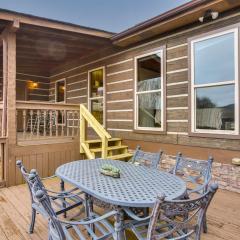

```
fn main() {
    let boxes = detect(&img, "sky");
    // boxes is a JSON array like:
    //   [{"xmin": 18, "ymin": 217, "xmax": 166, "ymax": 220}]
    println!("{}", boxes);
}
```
[{"xmin": 0, "ymin": 0, "xmax": 191, "ymax": 33}]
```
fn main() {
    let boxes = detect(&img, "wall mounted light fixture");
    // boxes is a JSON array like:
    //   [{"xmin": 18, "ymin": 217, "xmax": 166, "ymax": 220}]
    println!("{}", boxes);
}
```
[
  {"xmin": 28, "ymin": 81, "xmax": 39, "ymax": 89},
  {"xmin": 199, "ymin": 9, "xmax": 219, "ymax": 23}
]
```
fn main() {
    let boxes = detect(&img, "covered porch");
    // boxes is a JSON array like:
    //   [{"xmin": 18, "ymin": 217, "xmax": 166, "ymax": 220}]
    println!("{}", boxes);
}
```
[{"xmin": 0, "ymin": 12, "xmax": 113, "ymax": 185}]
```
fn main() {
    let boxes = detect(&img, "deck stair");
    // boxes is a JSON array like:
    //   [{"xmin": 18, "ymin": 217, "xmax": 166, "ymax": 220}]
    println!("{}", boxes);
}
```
[{"xmin": 79, "ymin": 104, "xmax": 133, "ymax": 161}]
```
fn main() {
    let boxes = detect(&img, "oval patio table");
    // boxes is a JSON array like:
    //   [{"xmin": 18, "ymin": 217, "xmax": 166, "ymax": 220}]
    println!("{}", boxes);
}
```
[{"xmin": 56, "ymin": 159, "xmax": 187, "ymax": 240}]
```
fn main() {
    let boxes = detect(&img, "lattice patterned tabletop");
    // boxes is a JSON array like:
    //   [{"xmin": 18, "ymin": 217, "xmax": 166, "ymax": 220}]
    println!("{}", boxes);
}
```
[{"xmin": 56, "ymin": 159, "xmax": 186, "ymax": 207}]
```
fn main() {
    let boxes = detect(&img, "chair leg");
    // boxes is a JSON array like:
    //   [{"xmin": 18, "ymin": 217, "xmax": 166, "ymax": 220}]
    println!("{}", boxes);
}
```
[
  {"xmin": 203, "ymin": 213, "xmax": 208, "ymax": 233},
  {"xmin": 29, "ymin": 208, "xmax": 36, "ymax": 234}
]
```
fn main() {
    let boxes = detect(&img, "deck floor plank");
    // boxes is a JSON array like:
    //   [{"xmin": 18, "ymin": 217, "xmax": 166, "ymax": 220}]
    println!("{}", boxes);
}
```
[{"xmin": 0, "ymin": 178, "xmax": 239, "ymax": 240}]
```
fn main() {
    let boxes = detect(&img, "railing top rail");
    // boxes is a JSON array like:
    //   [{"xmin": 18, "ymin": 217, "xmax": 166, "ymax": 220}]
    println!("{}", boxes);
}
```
[
  {"xmin": 16, "ymin": 101, "xmax": 79, "ymax": 111},
  {"xmin": 80, "ymin": 104, "xmax": 111, "ymax": 139}
]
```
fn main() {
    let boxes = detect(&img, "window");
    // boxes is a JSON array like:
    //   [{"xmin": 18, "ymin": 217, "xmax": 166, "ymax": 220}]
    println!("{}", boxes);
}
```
[
  {"xmin": 135, "ymin": 50, "xmax": 164, "ymax": 131},
  {"xmin": 88, "ymin": 67, "xmax": 105, "ymax": 126},
  {"xmin": 55, "ymin": 79, "xmax": 66, "ymax": 125},
  {"xmin": 191, "ymin": 28, "xmax": 239, "ymax": 135},
  {"xmin": 55, "ymin": 79, "xmax": 66, "ymax": 103}
]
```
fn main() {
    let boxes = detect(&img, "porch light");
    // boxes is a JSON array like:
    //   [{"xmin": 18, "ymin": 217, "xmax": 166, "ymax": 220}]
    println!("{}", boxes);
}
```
[
  {"xmin": 199, "ymin": 10, "xmax": 219, "ymax": 23},
  {"xmin": 60, "ymin": 86, "xmax": 65, "ymax": 91},
  {"xmin": 27, "ymin": 81, "xmax": 39, "ymax": 89}
]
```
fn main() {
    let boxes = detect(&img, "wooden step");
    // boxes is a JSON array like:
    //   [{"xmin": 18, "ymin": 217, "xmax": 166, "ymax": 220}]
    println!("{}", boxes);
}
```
[
  {"xmin": 85, "ymin": 138, "xmax": 122, "ymax": 144},
  {"xmin": 90, "ymin": 145, "xmax": 128, "ymax": 153},
  {"xmin": 106, "ymin": 153, "xmax": 133, "ymax": 161}
]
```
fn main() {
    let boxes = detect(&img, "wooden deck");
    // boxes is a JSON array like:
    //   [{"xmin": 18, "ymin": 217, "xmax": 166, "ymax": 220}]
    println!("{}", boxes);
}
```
[{"xmin": 0, "ymin": 178, "xmax": 239, "ymax": 239}]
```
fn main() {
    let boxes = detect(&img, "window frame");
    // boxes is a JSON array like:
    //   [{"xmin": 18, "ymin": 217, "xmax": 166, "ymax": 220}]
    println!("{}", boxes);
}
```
[
  {"xmin": 189, "ymin": 27, "xmax": 239, "ymax": 137},
  {"xmin": 55, "ymin": 78, "xmax": 66, "ymax": 103},
  {"xmin": 87, "ymin": 66, "xmax": 106, "ymax": 127},
  {"xmin": 134, "ymin": 47, "xmax": 166, "ymax": 132}
]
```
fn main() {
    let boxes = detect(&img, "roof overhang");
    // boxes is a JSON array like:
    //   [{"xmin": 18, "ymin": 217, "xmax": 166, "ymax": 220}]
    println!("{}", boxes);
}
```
[
  {"xmin": 112, "ymin": 0, "xmax": 240, "ymax": 47},
  {"xmin": 0, "ymin": 8, "xmax": 114, "ymax": 39}
]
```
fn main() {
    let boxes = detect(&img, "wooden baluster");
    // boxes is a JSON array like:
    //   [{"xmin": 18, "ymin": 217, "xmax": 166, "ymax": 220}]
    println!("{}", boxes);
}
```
[
  {"xmin": 37, "ymin": 110, "xmax": 40, "ymax": 138},
  {"xmin": 43, "ymin": 110, "xmax": 47, "ymax": 137},
  {"xmin": 75, "ymin": 110, "xmax": 79, "ymax": 136},
  {"xmin": 30, "ymin": 110, "xmax": 33, "ymax": 136},
  {"xmin": 72, "ymin": 110, "xmax": 75, "ymax": 137},
  {"xmin": 49, "ymin": 110, "xmax": 53, "ymax": 137},
  {"xmin": 61, "ymin": 110, "xmax": 64, "ymax": 136},
  {"xmin": 80, "ymin": 106, "xmax": 86, "ymax": 154},
  {"xmin": 55, "ymin": 110, "xmax": 59, "ymax": 137},
  {"xmin": 76, "ymin": 111, "xmax": 79, "ymax": 136},
  {"xmin": 23, "ymin": 109, "xmax": 26, "ymax": 139},
  {"xmin": 67, "ymin": 111, "xmax": 70, "ymax": 137}
]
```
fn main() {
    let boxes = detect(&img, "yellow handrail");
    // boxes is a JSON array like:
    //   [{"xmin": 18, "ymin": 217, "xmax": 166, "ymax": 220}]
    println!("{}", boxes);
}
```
[{"xmin": 79, "ymin": 104, "xmax": 111, "ymax": 159}]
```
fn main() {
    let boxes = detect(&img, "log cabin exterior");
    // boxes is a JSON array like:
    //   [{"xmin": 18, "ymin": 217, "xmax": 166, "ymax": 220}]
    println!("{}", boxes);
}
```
[{"xmin": 0, "ymin": 0, "xmax": 240, "ymax": 191}]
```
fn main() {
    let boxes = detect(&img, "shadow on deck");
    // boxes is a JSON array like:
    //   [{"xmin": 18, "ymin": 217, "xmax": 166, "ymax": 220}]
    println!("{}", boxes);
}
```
[{"xmin": 0, "ymin": 178, "xmax": 239, "ymax": 239}]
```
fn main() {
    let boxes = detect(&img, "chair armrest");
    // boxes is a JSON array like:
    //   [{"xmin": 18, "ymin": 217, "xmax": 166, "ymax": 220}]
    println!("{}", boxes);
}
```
[
  {"xmin": 187, "ymin": 182, "xmax": 209, "ymax": 195},
  {"xmin": 47, "ymin": 191, "xmax": 84, "ymax": 201},
  {"xmin": 123, "ymin": 207, "xmax": 152, "ymax": 222},
  {"xmin": 46, "ymin": 187, "xmax": 83, "ymax": 196},
  {"xmin": 41, "ymin": 175, "xmax": 57, "ymax": 180},
  {"xmin": 54, "ymin": 210, "xmax": 117, "ymax": 226}
]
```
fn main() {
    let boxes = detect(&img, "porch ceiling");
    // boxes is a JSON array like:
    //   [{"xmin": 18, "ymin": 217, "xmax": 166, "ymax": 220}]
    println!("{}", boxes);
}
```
[{"xmin": 0, "ymin": 21, "xmax": 113, "ymax": 77}]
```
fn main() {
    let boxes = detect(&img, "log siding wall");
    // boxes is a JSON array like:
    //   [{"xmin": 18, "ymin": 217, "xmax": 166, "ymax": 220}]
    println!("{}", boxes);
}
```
[
  {"xmin": 49, "ymin": 10, "xmax": 240, "ymax": 160},
  {"xmin": 0, "ymin": 73, "xmax": 50, "ymax": 101}
]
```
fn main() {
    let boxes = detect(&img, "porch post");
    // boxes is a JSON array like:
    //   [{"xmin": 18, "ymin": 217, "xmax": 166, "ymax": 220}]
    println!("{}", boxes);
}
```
[{"xmin": 1, "ymin": 20, "xmax": 18, "ymax": 186}]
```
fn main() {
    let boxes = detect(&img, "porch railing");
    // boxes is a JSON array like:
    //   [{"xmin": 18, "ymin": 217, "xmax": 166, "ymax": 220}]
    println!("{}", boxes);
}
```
[
  {"xmin": 79, "ymin": 104, "xmax": 111, "ymax": 159},
  {"xmin": 16, "ymin": 101, "xmax": 80, "ymax": 141}
]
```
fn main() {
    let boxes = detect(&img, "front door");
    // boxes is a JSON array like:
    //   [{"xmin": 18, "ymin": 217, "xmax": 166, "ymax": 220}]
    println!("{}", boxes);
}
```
[{"xmin": 88, "ymin": 67, "xmax": 105, "ymax": 126}]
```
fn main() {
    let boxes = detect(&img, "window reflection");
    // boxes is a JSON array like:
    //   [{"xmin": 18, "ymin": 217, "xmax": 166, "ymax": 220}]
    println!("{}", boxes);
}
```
[
  {"xmin": 194, "ymin": 33, "xmax": 235, "ymax": 84},
  {"xmin": 138, "ymin": 92, "xmax": 161, "ymax": 128},
  {"xmin": 196, "ymin": 85, "xmax": 235, "ymax": 130}
]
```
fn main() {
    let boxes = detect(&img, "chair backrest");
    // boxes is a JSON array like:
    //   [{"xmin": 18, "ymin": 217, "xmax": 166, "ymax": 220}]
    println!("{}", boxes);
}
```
[
  {"xmin": 172, "ymin": 153, "xmax": 213, "ymax": 193},
  {"xmin": 16, "ymin": 160, "xmax": 49, "ymax": 204},
  {"xmin": 147, "ymin": 183, "xmax": 218, "ymax": 240},
  {"xmin": 130, "ymin": 145, "xmax": 163, "ymax": 168},
  {"xmin": 29, "ymin": 172, "xmax": 66, "ymax": 240}
]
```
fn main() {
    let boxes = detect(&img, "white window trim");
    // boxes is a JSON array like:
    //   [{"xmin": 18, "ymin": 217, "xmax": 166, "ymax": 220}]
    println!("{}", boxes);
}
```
[
  {"xmin": 55, "ymin": 78, "xmax": 66, "ymax": 103},
  {"xmin": 88, "ymin": 66, "xmax": 106, "ymax": 127},
  {"xmin": 191, "ymin": 28, "xmax": 239, "ymax": 135},
  {"xmin": 134, "ymin": 49, "xmax": 164, "ymax": 131}
]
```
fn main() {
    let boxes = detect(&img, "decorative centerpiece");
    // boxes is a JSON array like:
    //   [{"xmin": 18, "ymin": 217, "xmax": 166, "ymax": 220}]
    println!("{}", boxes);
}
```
[{"xmin": 100, "ymin": 164, "xmax": 121, "ymax": 178}]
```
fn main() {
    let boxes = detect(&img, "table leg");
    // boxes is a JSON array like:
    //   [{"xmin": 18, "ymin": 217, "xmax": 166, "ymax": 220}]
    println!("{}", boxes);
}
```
[
  {"xmin": 113, "ymin": 207, "xmax": 126, "ymax": 240},
  {"xmin": 84, "ymin": 193, "xmax": 90, "ymax": 217},
  {"xmin": 60, "ymin": 179, "xmax": 66, "ymax": 218}
]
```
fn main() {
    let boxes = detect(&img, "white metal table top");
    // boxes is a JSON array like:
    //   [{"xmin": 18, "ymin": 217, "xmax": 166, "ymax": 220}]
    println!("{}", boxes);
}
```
[{"xmin": 56, "ymin": 159, "xmax": 187, "ymax": 208}]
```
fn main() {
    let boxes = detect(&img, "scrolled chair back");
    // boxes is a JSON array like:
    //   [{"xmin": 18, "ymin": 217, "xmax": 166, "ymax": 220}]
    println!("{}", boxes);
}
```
[
  {"xmin": 147, "ymin": 183, "xmax": 218, "ymax": 240},
  {"xmin": 173, "ymin": 153, "xmax": 213, "ymax": 194},
  {"xmin": 29, "ymin": 172, "xmax": 66, "ymax": 240},
  {"xmin": 16, "ymin": 160, "xmax": 46, "ymax": 202},
  {"xmin": 130, "ymin": 145, "xmax": 163, "ymax": 168}
]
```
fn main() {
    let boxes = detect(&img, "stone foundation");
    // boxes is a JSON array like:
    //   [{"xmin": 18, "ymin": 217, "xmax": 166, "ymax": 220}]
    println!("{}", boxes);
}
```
[{"xmin": 160, "ymin": 154, "xmax": 240, "ymax": 194}]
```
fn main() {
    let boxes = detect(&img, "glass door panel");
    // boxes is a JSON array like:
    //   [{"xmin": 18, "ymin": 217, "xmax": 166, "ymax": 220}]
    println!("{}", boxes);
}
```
[{"xmin": 88, "ymin": 68, "xmax": 105, "ymax": 126}]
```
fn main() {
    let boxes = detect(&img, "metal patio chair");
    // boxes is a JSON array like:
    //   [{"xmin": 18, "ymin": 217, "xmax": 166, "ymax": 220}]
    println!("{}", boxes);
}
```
[
  {"xmin": 170, "ymin": 152, "xmax": 213, "ymax": 233},
  {"xmin": 129, "ymin": 145, "xmax": 163, "ymax": 168},
  {"xmin": 124, "ymin": 183, "xmax": 218, "ymax": 240},
  {"xmin": 29, "ymin": 172, "xmax": 116, "ymax": 240},
  {"xmin": 16, "ymin": 160, "xmax": 84, "ymax": 234}
]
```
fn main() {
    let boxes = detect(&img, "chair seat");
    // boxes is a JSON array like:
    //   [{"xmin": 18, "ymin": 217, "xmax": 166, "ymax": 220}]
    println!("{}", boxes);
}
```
[{"xmin": 50, "ymin": 213, "xmax": 115, "ymax": 240}]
